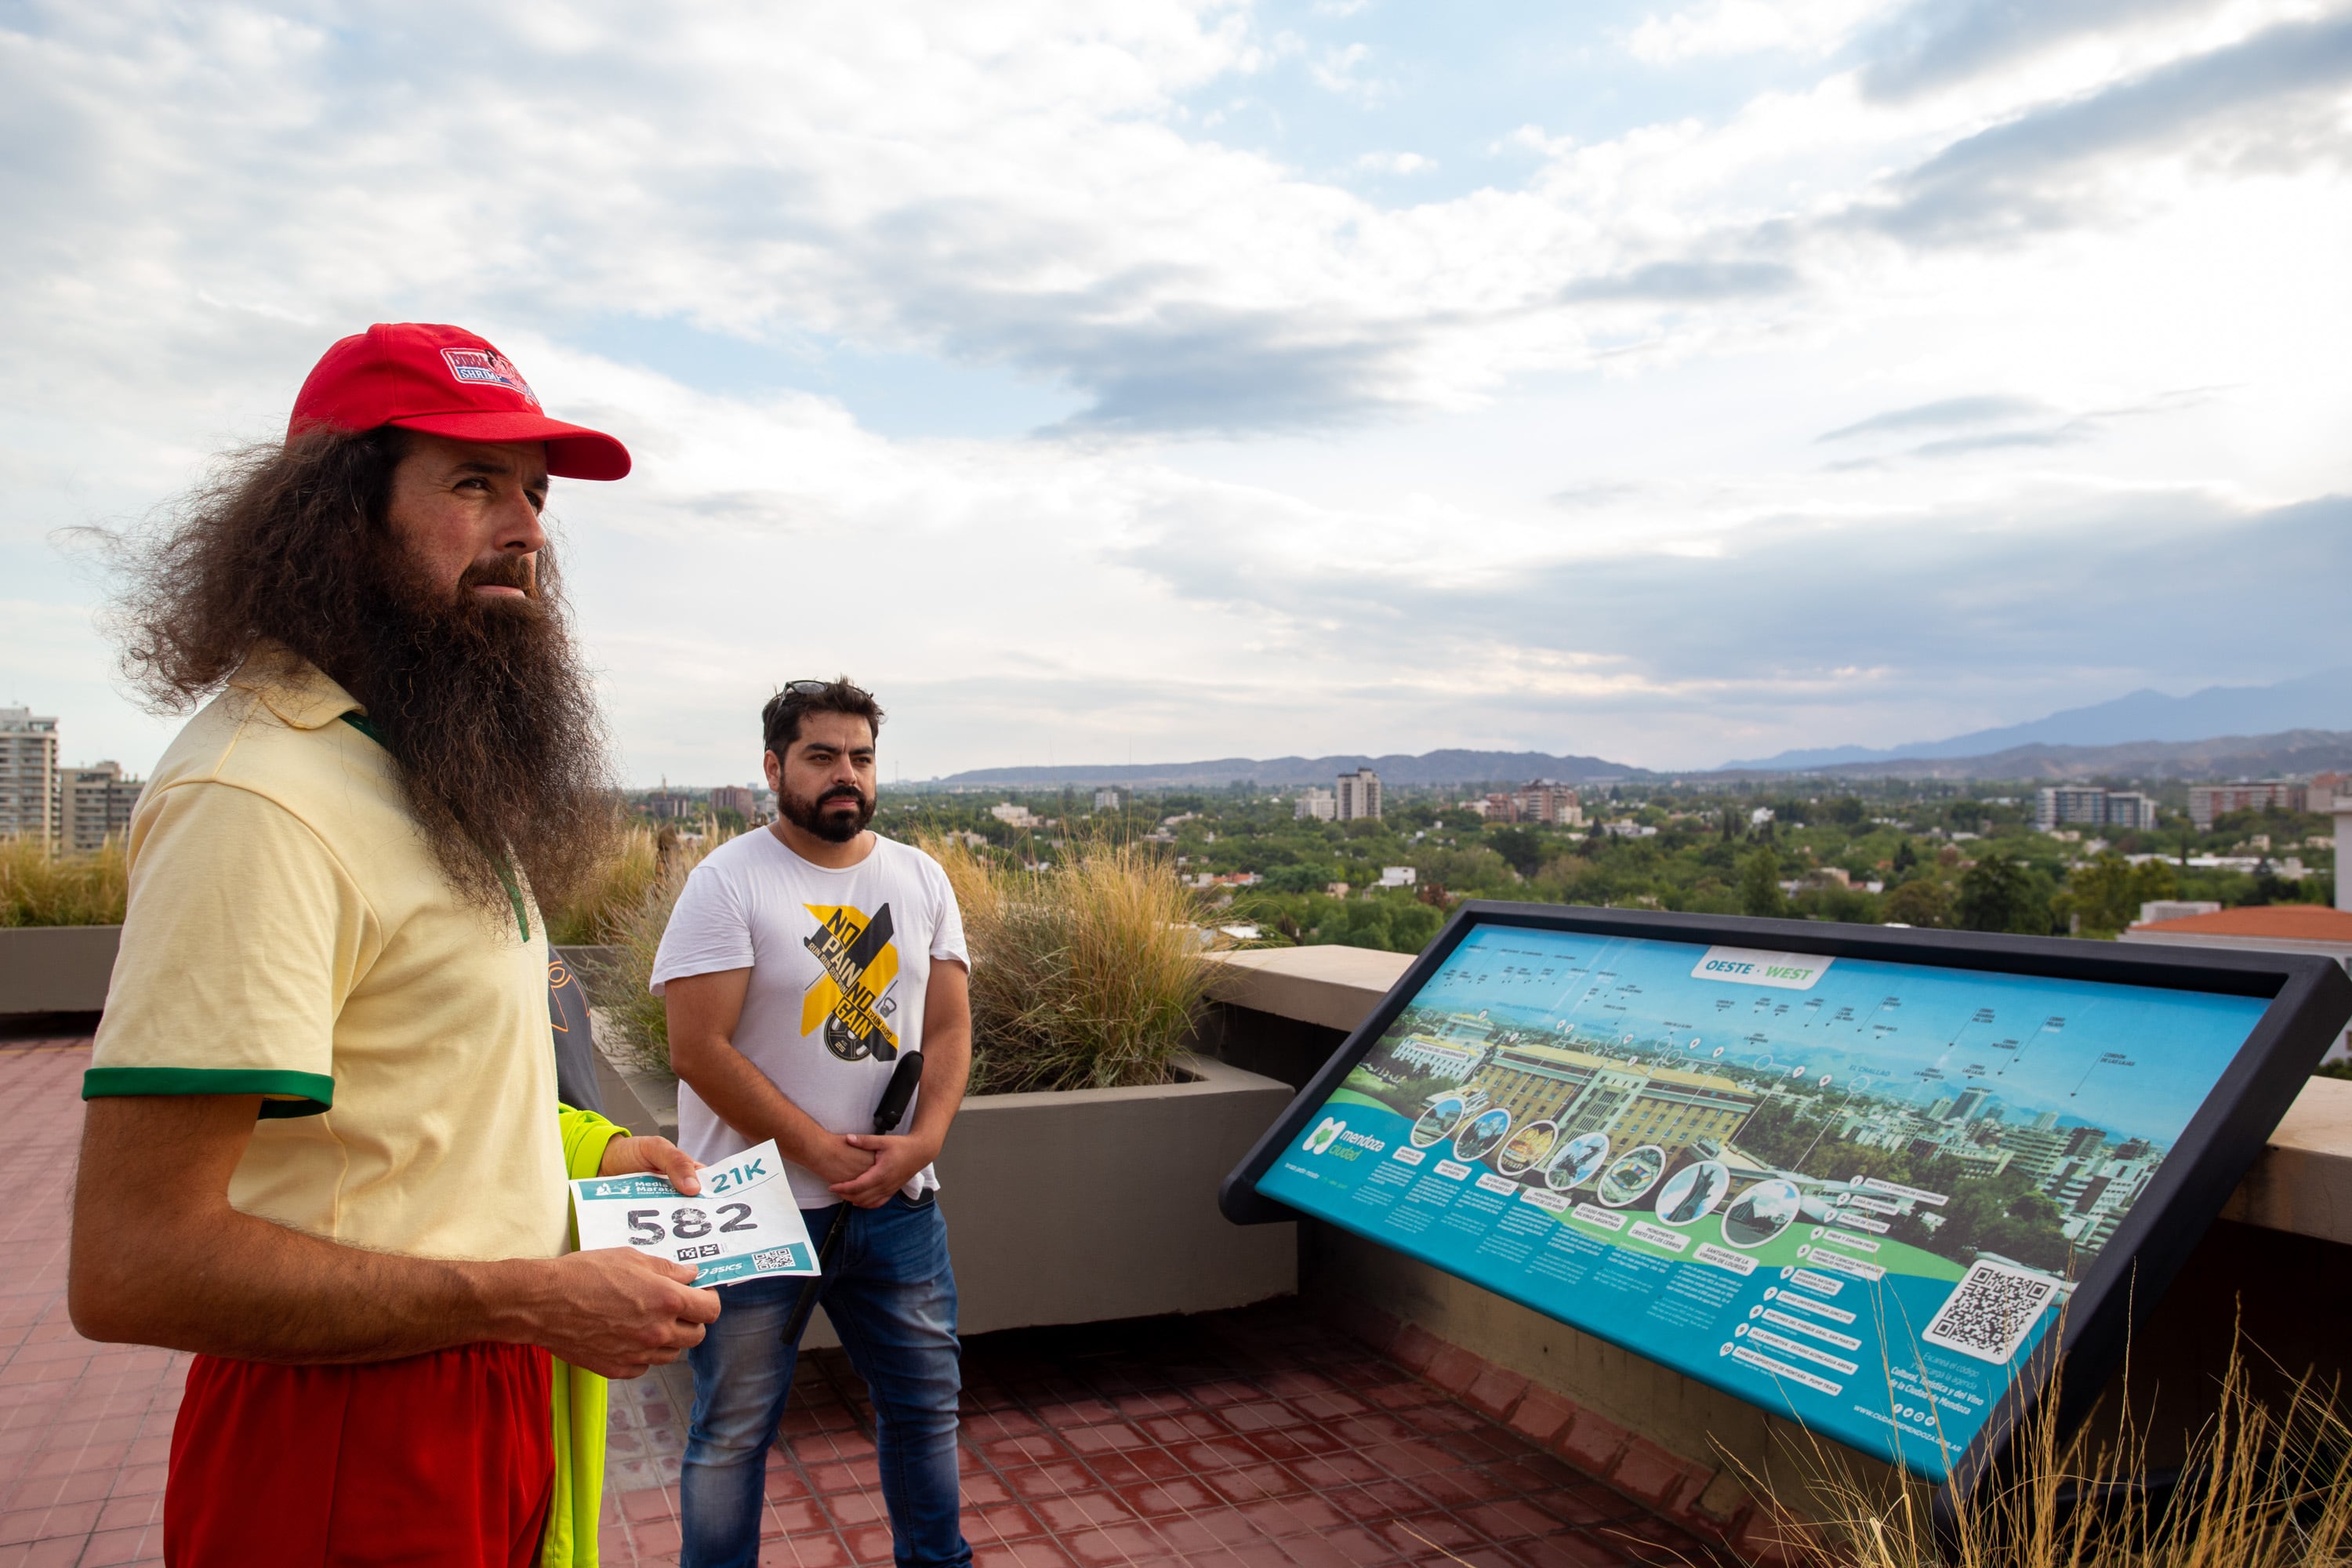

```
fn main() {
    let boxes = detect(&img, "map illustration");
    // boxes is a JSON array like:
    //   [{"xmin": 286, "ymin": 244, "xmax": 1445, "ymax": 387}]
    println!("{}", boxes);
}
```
[{"xmin": 1254, "ymin": 924, "xmax": 2267, "ymax": 1479}]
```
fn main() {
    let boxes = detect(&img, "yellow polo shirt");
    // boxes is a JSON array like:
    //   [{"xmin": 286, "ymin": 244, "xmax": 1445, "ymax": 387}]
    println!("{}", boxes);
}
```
[{"xmin": 85, "ymin": 647, "xmax": 569, "ymax": 1263}]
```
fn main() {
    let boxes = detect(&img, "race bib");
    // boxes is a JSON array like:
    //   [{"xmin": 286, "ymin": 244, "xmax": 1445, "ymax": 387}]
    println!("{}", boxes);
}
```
[{"xmin": 571, "ymin": 1138, "xmax": 818, "ymax": 1284}]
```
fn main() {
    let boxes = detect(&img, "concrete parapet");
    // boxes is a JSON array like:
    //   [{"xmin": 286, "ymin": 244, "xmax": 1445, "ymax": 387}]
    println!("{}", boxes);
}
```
[
  {"xmin": 0, "ymin": 925, "xmax": 121, "ymax": 1014},
  {"xmin": 936, "ymin": 1051, "xmax": 1298, "ymax": 1335}
]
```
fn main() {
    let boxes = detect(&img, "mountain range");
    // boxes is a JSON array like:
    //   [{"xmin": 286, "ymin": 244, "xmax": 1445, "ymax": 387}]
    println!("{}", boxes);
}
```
[
  {"xmin": 916, "ymin": 670, "xmax": 2352, "ymax": 789},
  {"xmin": 924, "ymin": 749, "xmax": 1639, "ymax": 789},
  {"xmin": 1721, "ymin": 668, "xmax": 2352, "ymax": 771},
  {"xmin": 1708, "ymin": 730, "xmax": 2352, "ymax": 783}
]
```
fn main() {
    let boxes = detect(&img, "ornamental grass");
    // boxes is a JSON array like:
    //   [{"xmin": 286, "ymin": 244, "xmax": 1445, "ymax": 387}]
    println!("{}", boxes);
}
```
[
  {"xmin": 593, "ymin": 821, "xmax": 733, "ymax": 1075},
  {"xmin": 542, "ymin": 822, "xmax": 662, "ymax": 946},
  {"xmin": 0, "ymin": 834, "xmax": 128, "ymax": 927},
  {"xmin": 1751, "ymin": 1338, "xmax": 2352, "ymax": 1568},
  {"xmin": 919, "ymin": 829, "xmax": 1215, "ymax": 1095}
]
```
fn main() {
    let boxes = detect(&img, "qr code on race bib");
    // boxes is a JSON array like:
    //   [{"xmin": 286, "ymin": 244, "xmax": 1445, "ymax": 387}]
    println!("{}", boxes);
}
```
[
  {"xmin": 1922, "ymin": 1259, "xmax": 2062, "ymax": 1364},
  {"xmin": 753, "ymin": 1248, "xmax": 797, "ymax": 1271}
]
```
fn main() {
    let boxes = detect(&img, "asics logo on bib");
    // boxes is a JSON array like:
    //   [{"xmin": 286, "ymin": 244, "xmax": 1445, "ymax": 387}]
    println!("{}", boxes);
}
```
[{"xmin": 801, "ymin": 902, "xmax": 902, "ymax": 1061}]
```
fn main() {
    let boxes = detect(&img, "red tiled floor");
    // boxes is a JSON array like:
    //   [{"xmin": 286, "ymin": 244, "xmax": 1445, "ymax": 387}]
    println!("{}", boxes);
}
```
[
  {"xmin": 0, "ymin": 1033, "xmax": 182, "ymax": 1568},
  {"xmin": 600, "ymin": 1301, "xmax": 1744, "ymax": 1567},
  {"xmin": 6, "ymin": 1024, "xmax": 1734, "ymax": 1566}
]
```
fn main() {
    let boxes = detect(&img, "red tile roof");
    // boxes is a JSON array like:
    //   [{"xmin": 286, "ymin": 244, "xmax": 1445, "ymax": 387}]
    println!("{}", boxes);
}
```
[{"xmin": 2134, "ymin": 905, "xmax": 2352, "ymax": 940}]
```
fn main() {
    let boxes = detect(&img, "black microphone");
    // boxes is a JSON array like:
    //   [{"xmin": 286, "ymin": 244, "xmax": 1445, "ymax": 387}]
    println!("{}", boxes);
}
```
[{"xmin": 873, "ymin": 1051, "xmax": 924, "ymax": 1136}]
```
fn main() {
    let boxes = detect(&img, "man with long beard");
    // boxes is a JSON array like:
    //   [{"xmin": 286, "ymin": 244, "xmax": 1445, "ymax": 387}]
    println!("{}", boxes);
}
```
[
  {"xmin": 655, "ymin": 681, "xmax": 973, "ymax": 1568},
  {"xmin": 68, "ymin": 324, "xmax": 721, "ymax": 1566}
]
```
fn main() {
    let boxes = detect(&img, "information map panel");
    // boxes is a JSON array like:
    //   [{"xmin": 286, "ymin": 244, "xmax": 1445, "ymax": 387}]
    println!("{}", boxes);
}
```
[{"xmin": 1247, "ymin": 919, "xmax": 2285, "ymax": 1484}]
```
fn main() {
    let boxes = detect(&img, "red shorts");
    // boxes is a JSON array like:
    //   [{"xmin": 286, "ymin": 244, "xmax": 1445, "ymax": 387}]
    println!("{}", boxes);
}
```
[{"xmin": 165, "ymin": 1342, "xmax": 553, "ymax": 1567}]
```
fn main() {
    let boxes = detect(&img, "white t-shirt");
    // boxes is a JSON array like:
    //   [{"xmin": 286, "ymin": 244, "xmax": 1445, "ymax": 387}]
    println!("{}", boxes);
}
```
[{"xmin": 652, "ymin": 829, "xmax": 968, "ymax": 1207}]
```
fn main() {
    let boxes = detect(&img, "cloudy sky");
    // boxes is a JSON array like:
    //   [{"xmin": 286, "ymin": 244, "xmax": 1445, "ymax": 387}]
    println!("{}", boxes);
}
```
[{"xmin": 5, "ymin": 0, "xmax": 2349, "ymax": 785}]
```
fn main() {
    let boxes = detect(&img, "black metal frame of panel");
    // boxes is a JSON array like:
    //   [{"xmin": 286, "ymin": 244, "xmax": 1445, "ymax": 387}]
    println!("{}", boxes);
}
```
[{"xmin": 1219, "ymin": 901, "xmax": 2352, "ymax": 1516}]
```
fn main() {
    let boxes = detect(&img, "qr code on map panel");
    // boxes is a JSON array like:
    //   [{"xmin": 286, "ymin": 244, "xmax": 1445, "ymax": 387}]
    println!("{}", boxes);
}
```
[
  {"xmin": 753, "ymin": 1248, "xmax": 797, "ymax": 1271},
  {"xmin": 1921, "ymin": 1259, "xmax": 2062, "ymax": 1364}
]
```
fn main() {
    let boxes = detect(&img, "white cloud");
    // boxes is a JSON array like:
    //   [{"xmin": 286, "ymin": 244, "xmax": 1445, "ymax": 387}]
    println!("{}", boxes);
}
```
[
  {"xmin": 1625, "ymin": 0, "xmax": 1890, "ymax": 64},
  {"xmin": 2, "ymin": 0, "xmax": 2349, "ymax": 779},
  {"xmin": 1307, "ymin": 41, "xmax": 1392, "ymax": 102}
]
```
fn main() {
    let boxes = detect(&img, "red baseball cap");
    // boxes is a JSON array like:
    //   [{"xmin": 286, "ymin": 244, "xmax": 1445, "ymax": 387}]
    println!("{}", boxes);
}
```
[{"xmin": 287, "ymin": 323, "xmax": 631, "ymax": 481}]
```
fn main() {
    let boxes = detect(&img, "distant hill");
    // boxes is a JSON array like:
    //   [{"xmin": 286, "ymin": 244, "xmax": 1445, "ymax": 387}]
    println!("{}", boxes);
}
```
[
  {"xmin": 918, "ymin": 728, "xmax": 2352, "ymax": 793},
  {"xmin": 913, "ymin": 672, "xmax": 2352, "ymax": 792},
  {"xmin": 920, "ymin": 748, "xmax": 1644, "ymax": 790},
  {"xmin": 1724, "ymin": 668, "xmax": 2352, "ymax": 771},
  {"xmin": 1722, "ymin": 728, "xmax": 2352, "ymax": 783}
]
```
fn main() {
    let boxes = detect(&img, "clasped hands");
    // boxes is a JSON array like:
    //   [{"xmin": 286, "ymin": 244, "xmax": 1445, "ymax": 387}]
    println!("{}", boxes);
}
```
[{"xmin": 805, "ymin": 1131, "xmax": 939, "ymax": 1208}]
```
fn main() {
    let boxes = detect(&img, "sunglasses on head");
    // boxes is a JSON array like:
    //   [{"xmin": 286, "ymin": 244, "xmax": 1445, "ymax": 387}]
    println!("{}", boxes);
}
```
[{"xmin": 777, "ymin": 678, "xmax": 874, "ymax": 702}]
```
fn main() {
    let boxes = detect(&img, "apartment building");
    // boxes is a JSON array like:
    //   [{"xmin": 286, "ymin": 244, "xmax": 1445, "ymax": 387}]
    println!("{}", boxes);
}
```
[
  {"xmin": 1513, "ymin": 781, "xmax": 1583, "ymax": 826},
  {"xmin": 2187, "ymin": 782, "xmax": 2305, "ymax": 830},
  {"xmin": 1471, "ymin": 782, "xmax": 1584, "ymax": 826},
  {"xmin": 57, "ymin": 761, "xmax": 143, "ymax": 853},
  {"xmin": 1335, "ymin": 768, "xmax": 1381, "ymax": 822},
  {"xmin": 2034, "ymin": 786, "xmax": 2157, "ymax": 832},
  {"xmin": 0, "ymin": 709, "xmax": 58, "ymax": 844},
  {"xmin": 1294, "ymin": 787, "xmax": 1337, "ymax": 822}
]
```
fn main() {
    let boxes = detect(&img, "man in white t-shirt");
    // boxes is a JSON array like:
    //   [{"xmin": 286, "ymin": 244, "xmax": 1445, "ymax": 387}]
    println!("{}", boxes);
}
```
[{"xmin": 654, "ymin": 677, "xmax": 973, "ymax": 1568}]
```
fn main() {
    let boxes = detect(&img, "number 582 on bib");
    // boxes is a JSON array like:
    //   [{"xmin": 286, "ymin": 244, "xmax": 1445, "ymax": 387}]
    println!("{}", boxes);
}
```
[{"xmin": 570, "ymin": 1138, "xmax": 819, "ymax": 1284}]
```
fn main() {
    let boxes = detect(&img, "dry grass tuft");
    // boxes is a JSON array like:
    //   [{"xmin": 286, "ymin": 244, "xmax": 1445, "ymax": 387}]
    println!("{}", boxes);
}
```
[
  {"xmin": 1755, "ymin": 1338, "xmax": 2352, "ymax": 1568},
  {"xmin": 593, "ymin": 822, "xmax": 733, "ymax": 1075},
  {"xmin": 920, "ymin": 829, "xmax": 1218, "ymax": 1095},
  {"xmin": 543, "ymin": 822, "xmax": 662, "ymax": 946},
  {"xmin": 0, "ymin": 835, "xmax": 129, "ymax": 927}
]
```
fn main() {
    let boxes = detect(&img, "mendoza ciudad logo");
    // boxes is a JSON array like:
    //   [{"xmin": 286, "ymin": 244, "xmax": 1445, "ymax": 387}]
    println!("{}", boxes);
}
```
[{"xmin": 1305, "ymin": 1117, "xmax": 1385, "ymax": 1160}]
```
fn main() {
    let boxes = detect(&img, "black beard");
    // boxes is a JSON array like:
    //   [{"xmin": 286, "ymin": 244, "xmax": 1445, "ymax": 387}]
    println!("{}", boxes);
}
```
[
  {"xmin": 782, "ymin": 782, "xmax": 874, "ymax": 844},
  {"xmin": 332, "ymin": 546, "xmax": 615, "ymax": 916}
]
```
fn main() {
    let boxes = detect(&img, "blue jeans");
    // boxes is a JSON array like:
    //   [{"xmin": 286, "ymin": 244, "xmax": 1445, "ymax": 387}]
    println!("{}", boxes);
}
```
[{"xmin": 680, "ymin": 1191, "xmax": 971, "ymax": 1568}]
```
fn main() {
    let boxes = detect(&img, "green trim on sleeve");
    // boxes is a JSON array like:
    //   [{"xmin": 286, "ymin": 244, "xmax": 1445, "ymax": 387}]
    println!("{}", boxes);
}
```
[{"xmin": 82, "ymin": 1066, "xmax": 336, "ymax": 1115}]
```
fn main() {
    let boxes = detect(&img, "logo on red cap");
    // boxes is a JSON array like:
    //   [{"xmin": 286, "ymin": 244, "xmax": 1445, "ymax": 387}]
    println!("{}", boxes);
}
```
[{"xmin": 440, "ymin": 348, "xmax": 541, "ymax": 408}]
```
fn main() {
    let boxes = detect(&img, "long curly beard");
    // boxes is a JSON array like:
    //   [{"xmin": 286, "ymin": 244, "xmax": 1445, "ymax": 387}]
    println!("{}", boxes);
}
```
[{"xmin": 339, "ymin": 541, "xmax": 617, "ymax": 920}]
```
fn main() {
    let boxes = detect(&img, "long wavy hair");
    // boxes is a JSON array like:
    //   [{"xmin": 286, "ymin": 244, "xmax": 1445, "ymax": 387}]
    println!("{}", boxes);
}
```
[{"xmin": 103, "ymin": 426, "xmax": 618, "ymax": 915}]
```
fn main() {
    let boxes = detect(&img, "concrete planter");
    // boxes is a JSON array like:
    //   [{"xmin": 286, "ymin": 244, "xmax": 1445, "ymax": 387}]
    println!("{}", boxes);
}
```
[
  {"xmin": 0, "ymin": 935, "xmax": 613, "ymax": 1018},
  {"xmin": 0, "ymin": 924, "xmax": 121, "ymax": 1014},
  {"xmin": 930, "ymin": 1052, "xmax": 1298, "ymax": 1337}
]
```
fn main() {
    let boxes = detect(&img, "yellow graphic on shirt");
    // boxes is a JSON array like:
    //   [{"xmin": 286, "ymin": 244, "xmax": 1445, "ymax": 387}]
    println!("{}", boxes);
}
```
[{"xmin": 800, "ymin": 902, "xmax": 902, "ymax": 1062}]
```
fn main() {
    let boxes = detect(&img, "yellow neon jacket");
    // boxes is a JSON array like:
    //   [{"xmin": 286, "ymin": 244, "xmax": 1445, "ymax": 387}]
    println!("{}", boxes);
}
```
[{"xmin": 546, "ymin": 1105, "xmax": 631, "ymax": 1568}]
